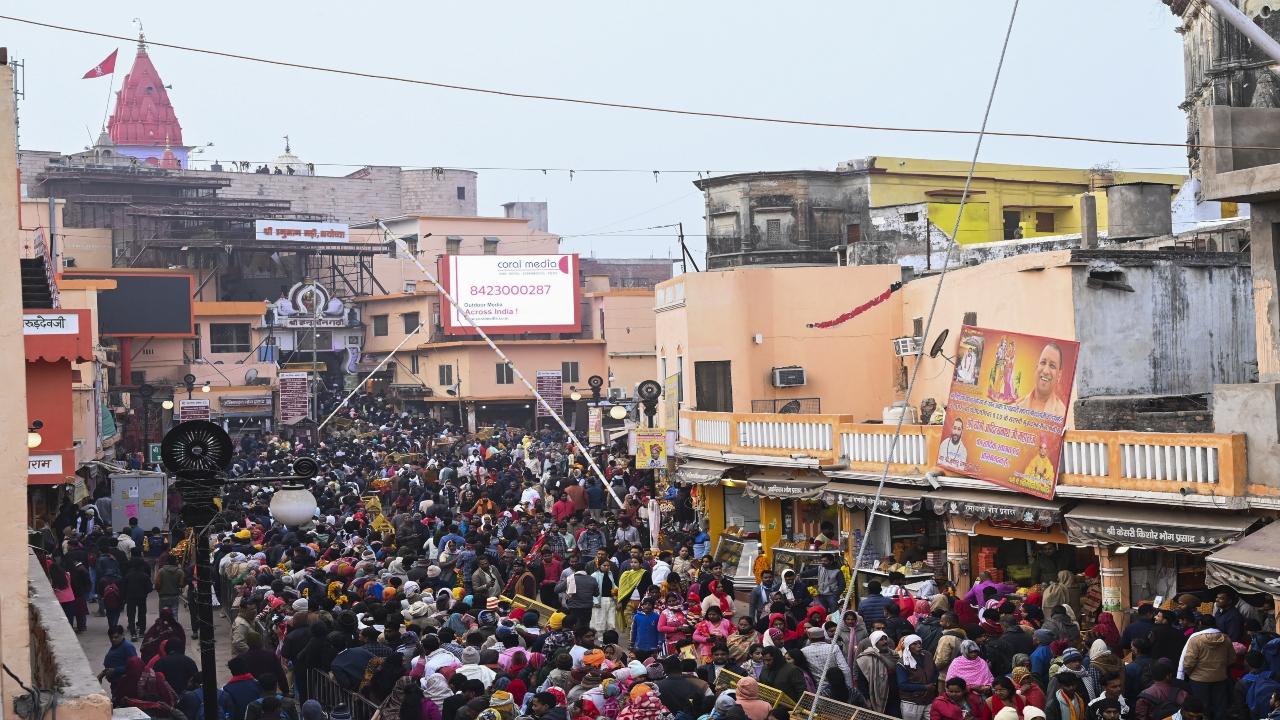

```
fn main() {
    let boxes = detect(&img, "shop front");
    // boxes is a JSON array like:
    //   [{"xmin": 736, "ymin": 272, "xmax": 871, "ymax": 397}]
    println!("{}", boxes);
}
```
[
  {"xmin": 926, "ymin": 488, "xmax": 1072, "ymax": 597},
  {"xmin": 217, "ymin": 395, "xmax": 275, "ymax": 438},
  {"xmin": 1065, "ymin": 502, "xmax": 1258, "ymax": 624},
  {"xmin": 1206, "ymin": 521, "xmax": 1280, "ymax": 599},
  {"xmin": 823, "ymin": 481, "xmax": 942, "ymax": 576}
]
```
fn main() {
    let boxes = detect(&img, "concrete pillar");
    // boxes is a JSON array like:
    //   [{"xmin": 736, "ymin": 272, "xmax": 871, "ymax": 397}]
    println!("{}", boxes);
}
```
[
  {"xmin": 1249, "ymin": 202, "xmax": 1280, "ymax": 381},
  {"xmin": 1098, "ymin": 547, "xmax": 1130, "ymax": 629},
  {"xmin": 1080, "ymin": 194, "xmax": 1099, "ymax": 249}
]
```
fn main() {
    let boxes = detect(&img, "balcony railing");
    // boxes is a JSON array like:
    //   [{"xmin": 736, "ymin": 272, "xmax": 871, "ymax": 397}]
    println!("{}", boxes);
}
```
[{"xmin": 678, "ymin": 410, "xmax": 1247, "ymax": 497}]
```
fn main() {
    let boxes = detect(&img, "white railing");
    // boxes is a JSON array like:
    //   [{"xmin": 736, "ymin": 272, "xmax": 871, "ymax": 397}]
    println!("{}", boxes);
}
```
[
  {"xmin": 678, "ymin": 415, "xmax": 692, "ymax": 441},
  {"xmin": 694, "ymin": 416, "xmax": 731, "ymax": 446},
  {"xmin": 738, "ymin": 419, "xmax": 834, "ymax": 452},
  {"xmin": 840, "ymin": 431, "xmax": 928, "ymax": 466},
  {"xmin": 1061, "ymin": 439, "xmax": 1109, "ymax": 477},
  {"xmin": 1121, "ymin": 442, "xmax": 1218, "ymax": 483}
]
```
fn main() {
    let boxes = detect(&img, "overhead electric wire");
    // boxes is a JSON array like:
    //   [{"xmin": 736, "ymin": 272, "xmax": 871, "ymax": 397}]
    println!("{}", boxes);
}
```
[
  {"xmin": 2, "ymin": 13, "xmax": 1277, "ymax": 153},
  {"xmin": 803, "ymin": 3, "xmax": 1021, "ymax": 716}
]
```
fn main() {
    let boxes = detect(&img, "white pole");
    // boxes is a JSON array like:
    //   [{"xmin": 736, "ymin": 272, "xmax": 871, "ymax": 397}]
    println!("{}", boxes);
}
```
[{"xmin": 1203, "ymin": 0, "xmax": 1280, "ymax": 64}]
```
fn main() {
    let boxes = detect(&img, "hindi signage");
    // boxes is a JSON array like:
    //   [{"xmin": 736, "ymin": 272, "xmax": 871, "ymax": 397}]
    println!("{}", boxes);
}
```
[
  {"xmin": 255, "ymin": 220, "xmax": 349, "ymax": 243},
  {"xmin": 279, "ymin": 371, "xmax": 310, "ymax": 424},
  {"xmin": 535, "ymin": 370, "xmax": 563, "ymax": 418},
  {"xmin": 28, "ymin": 454, "xmax": 63, "ymax": 475},
  {"xmin": 635, "ymin": 428, "xmax": 667, "ymax": 470},
  {"xmin": 588, "ymin": 407, "xmax": 604, "ymax": 445},
  {"xmin": 280, "ymin": 316, "xmax": 347, "ymax": 329},
  {"xmin": 220, "ymin": 396, "xmax": 274, "ymax": 410},
  {"xmin": 23, "ymin": 313, "xmax": 80, "ymax": 335},
  {"xmin": 937, "ymin": 326, "xmax": 1080, "ymax": 500},
  {"xmin": 178, "ymin": 399, "xmax": 211, "ymax": 422}
]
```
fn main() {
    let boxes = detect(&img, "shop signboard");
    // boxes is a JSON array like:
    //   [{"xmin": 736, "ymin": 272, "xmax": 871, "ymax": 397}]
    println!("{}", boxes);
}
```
[
  {"xmin": 255, "ymin": 220, "xmax": 350, "ymax": 243},
  {"xmin": 635, "ymin": 428, "xmax": 667, "ymax": 470},
  {"xmin": 535, "ymin": 370, "xmax": 563, "ymax": 418},
  {"xmin": 1065, "ymin": 515, "xmax": 1250, "ymax": 553},
  {"xmin": 588, "ymin": 407, "xmax": 604, "ymax": 445},
  {"xmin": 178, "ymin": 399, "xmax": 211, "ymax": 422},
  {"xmin": 937, "ymin": 326, "xmax": 1080, "ymax": 500},
  {"xmin": 279, "ymin": 372, "xmax": 310, "ymax": 424}
]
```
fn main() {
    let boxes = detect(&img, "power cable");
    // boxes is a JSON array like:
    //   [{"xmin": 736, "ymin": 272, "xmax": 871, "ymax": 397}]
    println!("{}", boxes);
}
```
[
  {"xmin": 804, "ymin": 2, "xmax": 1021, "ymax": 716},
  {"xmin": 0, "ymin": 13, "xmax": 1273, "ymax": 153}
]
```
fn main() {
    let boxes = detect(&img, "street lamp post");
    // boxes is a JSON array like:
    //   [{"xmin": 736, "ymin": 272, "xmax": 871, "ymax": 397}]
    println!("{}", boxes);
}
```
[{"xmin": 138, "ymin": 383, "xmax": 155, "ymax": 458}]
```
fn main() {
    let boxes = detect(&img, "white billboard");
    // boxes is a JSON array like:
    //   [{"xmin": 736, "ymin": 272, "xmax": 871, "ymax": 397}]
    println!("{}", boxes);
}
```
[
  {"xmin": 441, "ymin": 254, "xmax": 581, "ymax": 334},
  {"xmin": 255, "ymin": 220, "xmax": 350, "ymax": 243}
]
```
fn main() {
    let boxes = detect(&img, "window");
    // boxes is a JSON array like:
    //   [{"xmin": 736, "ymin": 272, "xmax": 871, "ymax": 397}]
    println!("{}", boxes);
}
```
[
  {"xmin": 561, "ymin": 361, "xmax": 580, "ymax": 384},
  {"xmin": 496, "ymin": 362, "xmax": 514, "ymax": 385},
  {"xmin": 694, "ymin": 360, "xmax": 732, "ymax": 412},
  {"xmin": 903, "ymin": 212, "xmax": 920, "ymax": 222},
  {"xmin": 439, "ymin": 364, "xmax": 454, "ymax": 386},
  {"xmin": 912, "ymin": 317, "xmax": 923, "ymax": 338},
  {"xmin": 192, "ymin": 324, "xmax": 202, "ymax": 360},
  {"xmin": 677, "ymin": 356, "xmax": 684, "ymax": 403},
  {"xmin": 963, "ymin": 311, "xmax": 978, "ymax": 326},
  {"xmin": 296, "ymin": 331, "xmax": 332, "ymax": 352},
  {"xmin": 765, "ymin": 219, "xmax": 782, "ymax": 244},
  {"xmin": 1036, "ymin": 212, "xmax": 1055, "ymax": 233},
  {"xmin": 403, "ymin": 312, "xmax": 420, "ymax": 334},
  {"xmin": 209, "ymin": 323, "xmax": 251, "ymax": 353},
  {"xmin": 446, "ymin": 236, "xmax": 462, "ymax": 255},
  {"xmin": 483, "ymin": 236, "xmax": 500, "ymax": 255},
  {"xmin": 846, "ymin": 223, "xmax": 862, "ymax": 244},
  {"xmin": 409, "ymin": 354, "xmax": 420, "ymax": 374},
  {"xmin": 456, "ymin": 186, "xmax": 466, "ymax": 201},
  {"xmin": 372, "ymin": 315, "xmax": 388, "ymax": 336},
  {"xmin": 1003, "ymin": 210, "xmax": 1023, "ymax": 240}
]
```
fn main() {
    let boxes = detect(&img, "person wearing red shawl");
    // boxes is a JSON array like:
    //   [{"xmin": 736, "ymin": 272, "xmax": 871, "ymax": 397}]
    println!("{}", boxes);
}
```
[
  {"xmin": 1090, "ymin": 613, "xmax": 1122, "ymax": 654},
  {"xmin": 702, "ymin": 580, "xmax": 732, "ymax": 617},
  {"xmin": 656, "ymin": 592, "xmax": 690, "ymax": 655},
  {"xmin": 115, "ymin": 655, "xmax": 178, "ymax": 711}
]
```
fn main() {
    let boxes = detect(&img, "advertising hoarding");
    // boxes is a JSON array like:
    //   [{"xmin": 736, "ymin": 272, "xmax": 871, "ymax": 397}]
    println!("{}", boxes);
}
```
[
  {"xmin": 439, "ymin": 254, "xmax": 581, "ymax": 334},
  {"xmin": 635, "ymin": 428, "xmax": 667, "ymax": 470},
  {"xmin": 937, "ymin": 326, "xmax": 1080, "ymax": 500},
  {"xmin": 254, "ymin": 220, "xmax": 350, "ymax": 243},
  {"xmin": 279, "ymin": 372, "xmax": 310, "ymax": 424},
  {"xmin": 64, "ymin": 272, "xmax": 194, "ymax": 337}
]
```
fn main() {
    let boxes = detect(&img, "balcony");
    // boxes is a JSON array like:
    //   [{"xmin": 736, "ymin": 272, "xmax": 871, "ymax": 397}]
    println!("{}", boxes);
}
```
[
  {"xmin": 27, "ymin": 551, "xmax": 112, "ymax": 720},
  {"xmin": 678, "ymin": 410, "xmax": 1248, "ymax": 503}
]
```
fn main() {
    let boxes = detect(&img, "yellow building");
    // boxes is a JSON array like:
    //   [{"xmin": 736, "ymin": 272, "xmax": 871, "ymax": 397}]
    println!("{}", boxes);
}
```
[{"xmin": 695, "ymin": 156, "xmax": 1186, "ymax": 271}]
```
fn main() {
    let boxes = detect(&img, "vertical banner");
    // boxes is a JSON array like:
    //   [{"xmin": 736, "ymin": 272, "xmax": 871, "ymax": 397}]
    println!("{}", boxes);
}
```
[
  {"xmin": 648, "ymin": 498, "xmax": 660, "ymax": 548},
  {"xmin": 535, "ymin": 370, "xmax": 564, "ymax": 418},
  {"xmin": 937, "ymin": 326, "xmax": 1079, "ymax": 500},
  {"xmin": 663, "ymin": 374, "xmax": 680, "ymax": 427},
  {"xmin": 279, "ymin": 371, "xmax": 310, "ymax": 424},
  {"xmin": 635, "ymin": 427, "xmax": 668, "ymax": 470},
  {"xmin": 588, "ymin": 407, "xmax": 604, "ymax": 446}
]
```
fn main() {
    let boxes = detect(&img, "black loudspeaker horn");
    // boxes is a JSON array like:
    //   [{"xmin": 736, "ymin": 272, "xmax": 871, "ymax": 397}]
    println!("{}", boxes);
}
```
[
  {"xmin": 161, "ymin": 421, "xmax": 234, "ymax": 474},
  {"xmin": 292, "ymin": 457, "xmax": 319, "ymax": 478}
]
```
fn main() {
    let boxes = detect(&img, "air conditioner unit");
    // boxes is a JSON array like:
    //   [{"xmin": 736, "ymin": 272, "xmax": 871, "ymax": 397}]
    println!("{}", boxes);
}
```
[
  {"xmin": 607, "ymin": 387, "xmax": 625, "ymax": 400},
  {"xmin": 893, "ymin": 336, "xmax": 924, "ymax": 357},
  {"xmin": 403, "ymin": 281, "xmax": 417, "ymax": 294},
  {"xmin": 771, "ymin": 366, "xmax": 806, "ymax": 388}
]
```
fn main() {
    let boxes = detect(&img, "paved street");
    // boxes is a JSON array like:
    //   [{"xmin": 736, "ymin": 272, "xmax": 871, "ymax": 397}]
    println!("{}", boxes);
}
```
[{"xmin": 76, "ymin": 592, "xmax": 236, "ymax": 690}]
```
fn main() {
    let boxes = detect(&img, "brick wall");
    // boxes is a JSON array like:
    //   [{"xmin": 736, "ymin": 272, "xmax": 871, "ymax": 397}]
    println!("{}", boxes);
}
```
[{"xmin": 400, "ymin": 169, "xmax": 477, "ymax": 216}]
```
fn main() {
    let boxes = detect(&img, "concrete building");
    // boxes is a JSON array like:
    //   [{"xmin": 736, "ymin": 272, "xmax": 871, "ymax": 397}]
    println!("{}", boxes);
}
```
[{"xmin": 693, "ymin": 157, "xmax": 1186, "ymax": 272}]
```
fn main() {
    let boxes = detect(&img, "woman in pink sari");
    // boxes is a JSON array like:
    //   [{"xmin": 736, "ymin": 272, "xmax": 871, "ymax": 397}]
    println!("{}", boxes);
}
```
[
  {"xmin": 946, "ymin": 639, "xmax": 994, "ymax": 695},
  {"xmin": 656, "ymin": 591, "xmax": 689, "ymax": 655}
]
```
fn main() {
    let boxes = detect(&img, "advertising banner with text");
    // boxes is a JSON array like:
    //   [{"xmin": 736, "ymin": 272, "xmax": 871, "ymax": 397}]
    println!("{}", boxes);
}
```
[
  {"xmin": 937, "ymin": 326, "xmax": 1079, "ymax": 500},
  {"xmin": 440, "ymin": 254, "xmax": 581, "ymax": 334}
]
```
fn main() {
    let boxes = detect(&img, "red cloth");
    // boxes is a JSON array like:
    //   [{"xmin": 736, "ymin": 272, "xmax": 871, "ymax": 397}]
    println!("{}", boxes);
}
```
[{"xmin": 932, "ymin": 692, "xmax": 994, "ymax": 720}]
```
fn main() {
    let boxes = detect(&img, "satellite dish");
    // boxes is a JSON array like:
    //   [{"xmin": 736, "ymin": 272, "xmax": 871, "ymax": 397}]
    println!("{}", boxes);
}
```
[
  {"xmin": 928, "ymin": 329, "xmax": 951, "ymax": 359},
  {"xmin": 245, "ymin": 368, "xmax": 259, "ymax": 384},
  {"xmin": 778, "ymin": 400, "xmax": 802, "ymax": 414},
  {"xmin": 161, "ymin": 420, "xmax": 234, "ymax": 474}
]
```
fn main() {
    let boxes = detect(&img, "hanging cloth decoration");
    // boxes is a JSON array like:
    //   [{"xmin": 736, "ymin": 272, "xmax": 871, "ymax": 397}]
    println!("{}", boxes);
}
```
[{"xmin": 806, "ymin": 281, "xmax": 903, "ymax": 329}]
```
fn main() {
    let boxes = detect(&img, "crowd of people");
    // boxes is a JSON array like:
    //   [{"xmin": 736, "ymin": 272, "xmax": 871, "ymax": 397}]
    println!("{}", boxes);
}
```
[{"xmin": 32, "ymin": 391, "xmax": 1280, "ymax": 720}]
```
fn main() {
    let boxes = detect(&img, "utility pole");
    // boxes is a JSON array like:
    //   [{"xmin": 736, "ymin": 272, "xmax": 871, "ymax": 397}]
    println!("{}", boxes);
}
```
[{"xmin": 678, "ymin": 222, "xmax": 686, "ymax": 274}]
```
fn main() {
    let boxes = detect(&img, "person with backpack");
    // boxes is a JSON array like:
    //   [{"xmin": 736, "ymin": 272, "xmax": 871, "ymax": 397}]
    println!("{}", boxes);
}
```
[
  {"xmin": 122, "ymin": 556, "xmax": 153, "ymax": 641},
  {"xmin": 1135, "ymin": 662, "xmax": 1188, "ymax": 720},
  {"xmin": 153, "ymin": 555, "xmax": 184, "ymax": 615},
  {"xmin": 95, "ymin": 540, "xmax": 123, "ymax": 617}
]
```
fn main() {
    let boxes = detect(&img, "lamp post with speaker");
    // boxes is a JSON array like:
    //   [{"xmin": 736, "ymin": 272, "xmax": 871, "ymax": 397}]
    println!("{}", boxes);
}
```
[{"xmin": 160, "ymin": 420, "xmax": 319, "ymax": 720}]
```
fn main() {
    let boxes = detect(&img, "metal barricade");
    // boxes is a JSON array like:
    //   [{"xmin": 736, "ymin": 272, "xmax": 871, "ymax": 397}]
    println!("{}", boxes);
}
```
[
  {"xmin": 307, "ymin": 669, "xmax": 382, "ymax": 720},
  {"xmin": 792, "ymin": 692, "xmax": 897, "ymax": 720},
  {"xmin": 714, "ymin": 669, "xmax": 796, "ymax": 710}
]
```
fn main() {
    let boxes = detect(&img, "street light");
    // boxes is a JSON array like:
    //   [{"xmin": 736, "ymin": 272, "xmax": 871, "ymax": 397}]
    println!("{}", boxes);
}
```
[
  {"xmin": 27, "ymin": 420, "xmax": 43, "ymax": 449},
  {"xmin": 161, "ymin": 400, "xmax": 175, "ymax": 410},
  {"xmin": 201, "ymin": 382, "xmax": 211, "ymax": 393},
  {"xmin": 609, "ymin": 404, "xmax": 628, "ymax": 420},
  {"xmin": 570, "ymin": 389, "xmax": 582, "ymax": 402},
  {"xmin": 270, "ymin": 484, "xmax": 318, "ymax": 525}
]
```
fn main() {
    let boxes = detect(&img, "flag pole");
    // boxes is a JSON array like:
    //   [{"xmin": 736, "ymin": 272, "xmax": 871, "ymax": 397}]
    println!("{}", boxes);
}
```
[{"xmin": 100, "ymin": 69, "xmax": 115, "ymax": 134}]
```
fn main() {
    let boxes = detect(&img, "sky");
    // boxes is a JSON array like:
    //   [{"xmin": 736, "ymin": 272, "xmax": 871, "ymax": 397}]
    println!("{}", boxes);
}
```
[{"xmin": 2, "ymin": 1, "xmax": 1189, "ymax": 260}]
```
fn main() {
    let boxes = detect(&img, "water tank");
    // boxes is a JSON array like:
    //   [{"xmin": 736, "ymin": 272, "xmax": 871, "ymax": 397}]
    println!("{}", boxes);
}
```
[
  {"xmin": 882, "ymin": 401, "xmax": 918, "ymax": 425},
  {"xmin": 1106, "ymin": 182, "xmax": 1173, "ymax": 241}
]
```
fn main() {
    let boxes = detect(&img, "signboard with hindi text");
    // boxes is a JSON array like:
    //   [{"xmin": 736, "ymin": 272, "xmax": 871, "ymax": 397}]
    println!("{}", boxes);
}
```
[
  {"xmin": 588, "ymin": 407, "xmax": 604, "ymax": 445},
  {"xmin": 278, "ymin": 372, "xmax": 310, "ymax": 424},
  {"xmin": 535, "ymin": 370, "xmax": 563, "ymax": 418},
  {"xmin": 936, "ymin": 326, "xmax": 1079, "ymax": 500},
  {"xmin": 255, "ymin": 220, "xmax": 349, "ymax": 243},
  {"xmin": 178, "ymin": 399, "xmax": 211, "ymax": 422}
]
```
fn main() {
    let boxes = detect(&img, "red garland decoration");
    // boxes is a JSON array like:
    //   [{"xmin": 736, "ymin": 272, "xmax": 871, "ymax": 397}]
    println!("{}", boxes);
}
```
[{"xmin": 806, "ymin": 281, "xmax": 903, "ymax": 329}]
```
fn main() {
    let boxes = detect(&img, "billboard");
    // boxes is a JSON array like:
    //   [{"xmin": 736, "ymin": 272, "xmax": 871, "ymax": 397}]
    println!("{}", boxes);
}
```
[
  {"xmin": 535, "ymin": 370, "xmax": 564, "ymax": 418},
  {"xmin": 635, "ymin": 428, "xmax": 668, "ymax": 470},
  {"xmin": 255, "ymin": 220, "xmax": 350, "ymax": 243},
  {"xmin": 439, "ymin": 254, "xmax": 581, "ymax": 334},
  {"xmin": 937, "ymin": 326, "xmax": 1079, "ymax": 500},
  {"xmin": 64, "ymin": 272, "xmax": 194, "ymax": 337}
]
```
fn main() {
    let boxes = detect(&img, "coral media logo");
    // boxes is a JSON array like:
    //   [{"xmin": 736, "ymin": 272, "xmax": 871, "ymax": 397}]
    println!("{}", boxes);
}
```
[{"xmin": 558, "ymin": 256, "xmax": 570, "ymax": 274}]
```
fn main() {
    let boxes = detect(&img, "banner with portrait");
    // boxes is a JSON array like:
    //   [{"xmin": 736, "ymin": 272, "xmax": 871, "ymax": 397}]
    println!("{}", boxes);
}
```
[
  {"xmin": 634, "ymin": 428, "xmax": 667, "ymax": 470},
  {"xmin": 937, "ymin": 326, "xmax": 1079, "ymax": 500}
]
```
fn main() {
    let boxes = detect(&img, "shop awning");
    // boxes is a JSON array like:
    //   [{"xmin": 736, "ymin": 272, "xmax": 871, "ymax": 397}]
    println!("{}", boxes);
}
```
[
  {"xmin": 1205, "ymin": 522, "xmax": 1280, "ymax": 595},
  {"xmin": 674, "ymin": 459, "xmax": 734, "ymax": 486},
  {"xmin": 1065, "ymin": 503, "xmax": 1256, "ymax": 553},
  {"xmin": 744, "ymin": 469, "xmax": 828, "ymax": 500},
  {"xmin": 823, "ymin": 482, "xmax": 924, "ymax": 514},
  {"xmin": 926, "ymin": 488, "xmax": 1066, "ymax": 527}
]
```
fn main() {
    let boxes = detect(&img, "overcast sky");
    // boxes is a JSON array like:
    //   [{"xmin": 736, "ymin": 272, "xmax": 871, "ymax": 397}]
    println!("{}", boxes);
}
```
[{"xmin": 4, "ymin": 1, "xmax": 1188, "ymax": 260}]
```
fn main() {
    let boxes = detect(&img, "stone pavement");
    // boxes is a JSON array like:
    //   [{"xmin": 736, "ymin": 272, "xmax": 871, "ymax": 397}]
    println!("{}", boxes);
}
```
[{"xmin": 75, "ymin": 592, "xmax": 237, "ymax": 692}]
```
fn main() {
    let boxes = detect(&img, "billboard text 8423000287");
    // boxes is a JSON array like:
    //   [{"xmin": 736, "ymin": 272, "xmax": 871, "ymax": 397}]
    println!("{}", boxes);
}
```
[
  {"xmin": 936, "ymin": 326, "xmax": 1080, "ymax": 500},
  {"xmin": 438, "ymin": 254, "xmax": 581, "ymax": 335}
]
